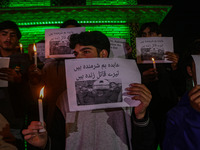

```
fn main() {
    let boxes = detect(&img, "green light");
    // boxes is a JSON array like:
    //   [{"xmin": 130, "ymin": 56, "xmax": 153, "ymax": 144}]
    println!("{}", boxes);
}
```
[
  {"xmin": 17, "ymin": 20, "xmax": 127, "ymax": 26},
  {"xmin": 89, "ymin": 0, "xmax": 138, "ymax": 6}
]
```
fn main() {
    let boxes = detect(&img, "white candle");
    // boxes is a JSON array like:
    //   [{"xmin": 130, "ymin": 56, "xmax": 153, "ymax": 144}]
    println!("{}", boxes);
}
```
[
  {"xmin": 19, "ymin": 43, "xmax": 23, "ymax": 53},
  {"xmin": 38, "ymin": 86, "xmax": 46, "ymax": 132},
  {"xmin": 152, "ymin": 57, "xmax": 156, "ymax": 69},
  {"xmin": 33, "ymin": 43, "xmax": 37, "ymax": 67}
]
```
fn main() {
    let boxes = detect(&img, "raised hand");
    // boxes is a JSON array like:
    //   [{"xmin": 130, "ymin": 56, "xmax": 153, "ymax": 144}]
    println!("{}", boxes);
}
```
[
  {"xmin": 126, "ymin": 83, "xmax": 152, "ymax": 119},
  {"xmin": 142, "ymin": 68, "xmax": 158, "ymax": 83},
  {"xmin": 22, "ymin": 121, "xmax": 47, "ymax": 149},
  {"xmin": 165, "ymin": 51, "xmax": 179, "ymax": 70},
  {"xmin": 189, "ymin": 85, "xmax": 200, "ymax": 112},
  {"xmin": 0, "ymin": 68, "xmax": 22, "ymax": 83}
]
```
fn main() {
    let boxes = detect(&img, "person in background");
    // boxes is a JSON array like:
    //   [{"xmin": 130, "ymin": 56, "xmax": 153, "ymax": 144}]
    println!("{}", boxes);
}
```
[
  {"xmin": 28, "ymin": 19, "xmax": 82, "ymax": 133},
  {"xmin": 60, "ymin": 19, "xmax": 81, "ymax": 28},
  {"xmin": 22, "ymin": 31, "xmax": 156, "ymax": 150},
  {"xmin": 136, "ymin": 22, "xmax": 181, "ymax": 150},
  {"xmin": 0, "ymin": 20, "xmax": 35, "ymax": 149},
  {"xmin": 162, "ymin": 44, "xmax": 200, "ymax": 150}
]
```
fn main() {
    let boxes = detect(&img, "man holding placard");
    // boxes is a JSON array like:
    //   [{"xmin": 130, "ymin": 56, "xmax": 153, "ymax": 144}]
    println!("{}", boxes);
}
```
[
  {"xmin": 22, "ymin": 31, "xmax": 156, "ymax": 150},
  {"xmin": 136, "ymin": 22, "xmax": 182, "ymax": 149}
]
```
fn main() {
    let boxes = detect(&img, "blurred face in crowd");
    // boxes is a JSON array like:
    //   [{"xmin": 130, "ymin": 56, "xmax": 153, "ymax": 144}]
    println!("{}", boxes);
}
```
[
  {"xmin": 66, "ymin": 25, "xmax": 77, "ymax": 28},
  {"xmin": 141, "ymin": 27, "xmax": 162, "ymax": 37},
  {"xmin": 73, "ymin": 44, "xmax": 108, "ymax": 58},
  {"xmin": 0, "ymin": 29, "xmax": 19, "ymax": 51}
]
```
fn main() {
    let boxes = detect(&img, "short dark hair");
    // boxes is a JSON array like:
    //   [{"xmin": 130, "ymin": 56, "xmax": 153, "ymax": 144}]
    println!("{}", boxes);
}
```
[
  {"xmin": 69, "ymin": 31, "xmax": 110, "ymax": 56},
  {"xmin": 0, "ymin": 20, "xmax": 22, "ymax": 39},
  {"xmin": 139, "ymin": 22, "xmax": 161, "ymax": 36},
  {"xmin": 60, "ymin": 19, "xmax": 81, "ymax": 28}
]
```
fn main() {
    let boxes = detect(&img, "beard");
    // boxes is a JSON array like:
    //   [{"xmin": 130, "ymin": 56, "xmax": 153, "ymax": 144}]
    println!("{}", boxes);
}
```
[
  {"xmin": 1, "ymin": 46, "xmax": 14, "ymax": 52},
  {"xmin": 1, "ymin": 41, "xmax": 17, "ymax": 51}
]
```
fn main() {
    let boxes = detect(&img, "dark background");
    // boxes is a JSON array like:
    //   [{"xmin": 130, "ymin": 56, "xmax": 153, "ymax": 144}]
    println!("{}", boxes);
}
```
[{"xmin": 139, "ymin": 0, "xmax": 200, "ymax": 56}]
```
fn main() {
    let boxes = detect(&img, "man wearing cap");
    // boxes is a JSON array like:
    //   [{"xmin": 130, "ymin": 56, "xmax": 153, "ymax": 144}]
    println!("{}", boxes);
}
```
[{"xmin": 0, "ymin": 20, "xmax": 34, "ymax": 149}]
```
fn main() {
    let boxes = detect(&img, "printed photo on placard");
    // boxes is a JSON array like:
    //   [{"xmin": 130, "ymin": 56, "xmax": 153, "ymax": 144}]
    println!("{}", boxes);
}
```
[{"xmin": 45, "ymin": 27, "xmax": 85, "ymax": 58}]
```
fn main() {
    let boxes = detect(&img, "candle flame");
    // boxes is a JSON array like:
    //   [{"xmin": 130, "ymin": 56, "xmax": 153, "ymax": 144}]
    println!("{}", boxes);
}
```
[
  {"xmin": 152, "ymin": 57, "xmax": 155, "ymax": 62},
  {"xmin": 39, "ymin": 86, "xmax": 45, "ymax": 98},
  {"xmin": 33, "ymin": 43, "xmax": 37, "ymax": 52},
  {"xmin": 20, "ymin": 43, "xmax": 23, "ymax": 48},
  {"xmin": 19, "ymin": 43, "xmax": 23, "ymax": 53}
]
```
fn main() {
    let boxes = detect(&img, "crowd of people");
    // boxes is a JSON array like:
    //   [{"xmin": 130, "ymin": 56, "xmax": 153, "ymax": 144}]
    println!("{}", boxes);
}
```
[{"xmin": 0, "ymin": 19, "xmax": 199, "ymax": 150}]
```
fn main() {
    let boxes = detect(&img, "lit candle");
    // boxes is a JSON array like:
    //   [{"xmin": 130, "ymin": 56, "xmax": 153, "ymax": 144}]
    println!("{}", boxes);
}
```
[
  {"xmin": 19, "ymin": 43, "xmax": 23, "ymax": 53},
  {"xmin": 38, "ymin": 86, "xmax": 46, "ymax": 132},
  {"xmin": 152, "ymin": 57, "xmax": 156, "ymax": 69},
  {"xmin": 33, "ymin": 43, "xmax": 37, "ymax": 67}
]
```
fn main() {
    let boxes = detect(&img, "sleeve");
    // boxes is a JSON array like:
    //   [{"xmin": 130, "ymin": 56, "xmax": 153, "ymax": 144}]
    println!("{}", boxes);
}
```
[
  {"xmin": 47, "ymin": 106, "xmax": 66, "ymax": 150},
  {"xmin": 27, "ymin": 107, "xmax": 66, "ymax": 150},
  {"xmin": 132, "ymin": 111, "xmax": 156, "ymax": 150},
  {"xmin": 162, "ymin": 104, "xmax": 200, "ymax": 150}
]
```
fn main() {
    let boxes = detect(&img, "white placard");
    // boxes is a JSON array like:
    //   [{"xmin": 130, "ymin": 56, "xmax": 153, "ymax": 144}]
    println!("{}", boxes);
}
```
[
  {"xmin": 108, "ymin": 37, "xmax": 126, "ymax": 58},
  {"xmin": 36, "ymin": 43, "xmax": 45, "ymax": 63},
  {"xmin": 45, "ymin": 27, "xmax": 85, "ymax": 58},
  {"xmin": 136, "ymin": 37, "xmax": 174, "ymax": 64},
  {"xmin": 0, "ymin": 57, "xmax": 10, "ymax": 87},
  {"xmin": 192, "ymin": 55, "xmax": 200, "ymax": 85},
  {"xmin": 65, "ymin": 58, "xmax": 141, "ymax": 111}
]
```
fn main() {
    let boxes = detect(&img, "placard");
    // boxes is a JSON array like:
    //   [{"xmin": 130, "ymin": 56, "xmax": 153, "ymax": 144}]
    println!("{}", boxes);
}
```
[
  {"xmin": 45, "ymin": 27, "xmax": 85, "ymax": 58},
  {"xmin": 0, "ymin": 57, "xmax": 10, "ymax": 87},
  {"xmin": 192, "ymin": 55, "xmax": 200, "ymax": 85},
  {"xmin": 136, "ymin": 37, "xmax": 174, "ymax": 64},
  {"xmin": 36, "ymin": 43, "xmax": 45, "ymax": 62},
  {"xmin": 65, "ymin": 58, "xmax": 141, "ymax": 111},
  {"xmin": 108, "ymin": 37, "xmax": 126, "ymax": 58}
]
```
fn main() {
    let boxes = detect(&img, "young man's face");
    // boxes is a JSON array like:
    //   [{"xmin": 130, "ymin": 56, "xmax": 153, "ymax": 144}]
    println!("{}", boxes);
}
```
[
  {"xmin": 0, "ymin": 29, "xmax": 19, "ymax": 51},
  {"xmin": 73, "ymin": 44, "xmax": 99, "ymax": 58},
  {"xmin": 141, "ymin": 27, "xmax": 161, "ymax": 37}
]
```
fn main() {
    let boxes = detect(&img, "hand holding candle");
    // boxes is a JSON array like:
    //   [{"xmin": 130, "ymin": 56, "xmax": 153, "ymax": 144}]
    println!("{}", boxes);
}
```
[
  {"xmin": 38, "ymin": 86, "xmax": 46, "ymax": 132},
  {"xmin": 33, "ymin": 43, "xmax": 37, "ymax": 68},
  {"xmin": 152, "ymin": 57, "xmax": 158, "ymax": 80},
  {"xmin": 152, "ymin": 57, "xmax": 156, "ymax": 69}
]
